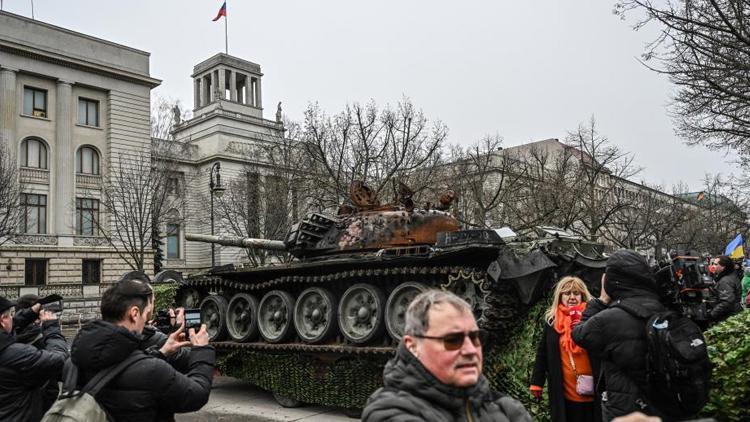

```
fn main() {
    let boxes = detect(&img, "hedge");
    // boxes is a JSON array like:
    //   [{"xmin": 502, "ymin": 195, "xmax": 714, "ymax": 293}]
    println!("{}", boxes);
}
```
[{"xmin": 152, "ymin": 282, "xmax": 178, "ymax": 311}]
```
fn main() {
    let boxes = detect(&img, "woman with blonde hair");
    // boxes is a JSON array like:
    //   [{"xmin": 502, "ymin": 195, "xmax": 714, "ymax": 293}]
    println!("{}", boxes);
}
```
[{"xmin": 530, "ymin": 276, "xmax": 600, "ymax": 422}]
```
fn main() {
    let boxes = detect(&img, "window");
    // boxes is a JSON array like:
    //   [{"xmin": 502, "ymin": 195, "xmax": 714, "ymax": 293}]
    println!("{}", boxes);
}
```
[
  {"xmin": 78, "ymin": 98, "xmax": 99, "ymax": 127},
  {"xmin": 20, "ymin": 138, "xmax": 48, "ymax": 169},
  {"xmin": 76, "ymin": 146, "xmax": 100, "ymax": 175},
  {"xmin": 166, "ymin": 224, "xmax": 180, "ymax": 259},
  {"xmin": 20, "ymin": 193, "xmax": 47, "ymax": 234},
  {"xmin": 167, "ymin": 176, "xmax": 180, "ymax": 195},
  {"xmin": 76, "ymin": 198, "xmax": 99, "ymax": 235},
  {"xmin": 82, "ymin": 259, "xmax": 101, "ymax": 284},
  {"xmin": 25, "ymin": 259, "xmax": 47, "ymax": 286},
  {"xmin": 23, "ymin": 87, "xmax": 47, "ymax": 118}
]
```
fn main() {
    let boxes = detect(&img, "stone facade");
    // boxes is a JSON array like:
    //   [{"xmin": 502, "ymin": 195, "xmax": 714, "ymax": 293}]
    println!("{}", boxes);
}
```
[{"xmin": 0, "ymin": 10, "xmax": 159, "ymax": 298}]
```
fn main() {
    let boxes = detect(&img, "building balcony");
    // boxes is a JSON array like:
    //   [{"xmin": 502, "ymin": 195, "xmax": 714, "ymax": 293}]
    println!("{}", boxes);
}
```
[
  {"xmin": 19, "ymin": 167, "xmax": 50, "ymax": 185},
  {"xmin": 76, "ymin": 173, "xmax": 102, "ymax": 189},
  {"xmin": 0, "ymin": 282, "xmax": 118, "ymax": 299}
]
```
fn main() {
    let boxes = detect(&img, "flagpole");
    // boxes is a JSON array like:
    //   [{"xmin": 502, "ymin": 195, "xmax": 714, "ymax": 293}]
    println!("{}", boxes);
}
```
[{"xmin": 224, "ymin": 3, "xmax": 228, "ymax": 54}]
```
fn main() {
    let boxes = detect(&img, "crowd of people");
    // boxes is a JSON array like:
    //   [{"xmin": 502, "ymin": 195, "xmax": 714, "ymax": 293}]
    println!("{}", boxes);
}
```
[{"xmin": 0, "ymin": 249, "xmax": 743, "ymax": 421}]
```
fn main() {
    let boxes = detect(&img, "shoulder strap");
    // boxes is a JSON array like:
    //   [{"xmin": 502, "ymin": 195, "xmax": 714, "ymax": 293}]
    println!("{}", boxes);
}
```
[
  {"xmin": 566, "ymin": 351, "xmax": 579, "ymax": 377},
  {"xmin": 82, "ymin": 351, "xmax": 150, "ymax": 397}
]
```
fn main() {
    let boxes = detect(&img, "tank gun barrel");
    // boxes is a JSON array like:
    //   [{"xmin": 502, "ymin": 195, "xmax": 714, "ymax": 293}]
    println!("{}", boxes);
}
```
[{"xmin": 185, "ymin": 233, "xmax": 287, "ymax": 251}]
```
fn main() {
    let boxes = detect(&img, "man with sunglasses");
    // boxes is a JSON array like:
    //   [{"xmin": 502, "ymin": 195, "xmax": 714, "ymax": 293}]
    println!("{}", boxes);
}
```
[{"xmin": 363, "ymin": 290, "xmax": 531, "ymax": 422}]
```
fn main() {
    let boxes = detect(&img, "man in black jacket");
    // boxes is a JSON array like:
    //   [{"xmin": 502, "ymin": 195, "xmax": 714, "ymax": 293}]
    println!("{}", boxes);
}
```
[
  {"xmin": 572, "ymin": 250, "xmax": 667, "ymax": 422},
  {"xmin": 70, "ymin": 279, "xmax": 215, "ymax": 422},
  {"xmin": 708, "ymin": 255, "xmax": 742, "ymax": 323},
  {"xmin": 363, "ymin": 290, "xmax": 531, "ymax": 422},
  {"xmin": 0, "ymin": 295, "xmax": 68, "ymax": 422}
]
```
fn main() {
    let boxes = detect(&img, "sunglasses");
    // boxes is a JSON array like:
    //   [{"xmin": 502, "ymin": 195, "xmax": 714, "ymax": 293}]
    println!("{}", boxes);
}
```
[{"xmin": 414, "ymin": 330, "xmax": 487, "ymax": 351}]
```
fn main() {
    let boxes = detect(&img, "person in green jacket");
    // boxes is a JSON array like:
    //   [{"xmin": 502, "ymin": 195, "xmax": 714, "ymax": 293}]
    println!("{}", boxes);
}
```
[{"xmin": 741, "ymin": 267, "xmax": 750, "ymax": 307}]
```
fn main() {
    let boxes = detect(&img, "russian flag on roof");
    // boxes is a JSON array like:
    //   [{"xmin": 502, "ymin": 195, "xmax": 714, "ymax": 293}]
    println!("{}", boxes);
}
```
[{"xmin": 212, "ymin": 2, "xmax": 227, "ymax": 21}]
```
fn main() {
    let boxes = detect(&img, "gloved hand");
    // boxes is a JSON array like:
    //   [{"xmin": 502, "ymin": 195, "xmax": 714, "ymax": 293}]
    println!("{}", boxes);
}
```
[{"xmin": 529, "ymin": 385, "xmax": 543, "ymax": 400}]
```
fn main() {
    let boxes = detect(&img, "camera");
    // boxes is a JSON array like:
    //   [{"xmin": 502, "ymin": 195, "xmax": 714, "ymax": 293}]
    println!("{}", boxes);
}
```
[{"xmin": 154, "ymin": 309, "xmax": 174, "ymax": 334}]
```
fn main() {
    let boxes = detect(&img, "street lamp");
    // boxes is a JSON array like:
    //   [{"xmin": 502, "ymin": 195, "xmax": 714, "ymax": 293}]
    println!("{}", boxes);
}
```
[{"xmin": 209, "ymin": 162, "xmax": 225, "ymax": 267}]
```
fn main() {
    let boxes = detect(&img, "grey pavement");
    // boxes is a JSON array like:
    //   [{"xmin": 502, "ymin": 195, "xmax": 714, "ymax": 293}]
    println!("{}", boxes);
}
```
[{"xmin": 175, "ymin": 377, "xmax": 358, "ymax": 422}]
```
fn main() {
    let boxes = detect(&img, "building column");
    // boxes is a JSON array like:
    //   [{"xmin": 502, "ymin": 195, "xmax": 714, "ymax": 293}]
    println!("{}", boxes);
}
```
[
  {"xmin": 218, "ymin": 67, "xmax": 226, "ymax": 101},
  {"xmin": 210, "ymin": 71, "xmax": 217, "ymax": 103},
  {"xmin": 255, "ymin": 76, "xmax": 262, "ymax": 109},
  {"xmin": 194, "ymin": 78, "xmax": 201, "ymax": 108},
  {"xmin": 0, "ymin": 67, "xmax": 18, "ymax": 152},
  {"xmin": 55, "ymin": 80, "xmax": 75, "ymax": 241},
  {"xmin": 229, "ymin": 71, "xmax": 237, "ymax": 102}
]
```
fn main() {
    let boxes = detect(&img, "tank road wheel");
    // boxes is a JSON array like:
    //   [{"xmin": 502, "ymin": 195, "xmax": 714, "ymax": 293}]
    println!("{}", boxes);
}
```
[
  {"xmin": 338, "ymin": 283, "xmax": 386, "ymax": 344},
  {"xmin": 294, "ymin": 287, "xmax": 337, "ymax": 343},
  {"xmin": 226, "ymin": 293, "xmax": 260, "ymax": 342},
  {"xmin": 258, "ymin": 290, "xmax": 295, "ymax": 343},
  {"xmin": 176, "ymin": 287, "xmax": 202, "ymax": 309},
  {"xmin": 200, "ymin": 295, "xmax": 228, "ymax": 342},
  {"xmin": 385, "ymin": 282, "xmax": 427, "ymax": 341}
]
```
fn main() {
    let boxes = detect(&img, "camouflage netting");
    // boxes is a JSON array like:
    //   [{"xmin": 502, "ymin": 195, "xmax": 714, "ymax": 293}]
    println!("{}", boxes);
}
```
[{"xmin": 218, "ymin": 350, "xmax": 390, "ymax": 410}]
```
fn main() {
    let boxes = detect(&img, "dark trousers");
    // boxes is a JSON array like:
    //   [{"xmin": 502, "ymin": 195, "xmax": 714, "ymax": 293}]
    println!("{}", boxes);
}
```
[{"xmin": 565, "ymin": 400, "xmax": 595, "ymax": 422}]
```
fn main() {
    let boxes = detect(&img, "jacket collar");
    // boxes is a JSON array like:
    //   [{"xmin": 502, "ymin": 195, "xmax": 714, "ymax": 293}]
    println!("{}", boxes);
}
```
[
  {"xmin": 383, "ymin": 342, "xmax": 493, "ymax": 411},
  {"xmin": 0, "ymin": 330, "xmax": 16, "ymax": 353}
]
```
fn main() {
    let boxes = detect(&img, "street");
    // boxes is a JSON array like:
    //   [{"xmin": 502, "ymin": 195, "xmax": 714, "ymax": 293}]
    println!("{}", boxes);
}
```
[{"xmin": 175, "ymin": 377, "xmax": 357, "ymax": 422}]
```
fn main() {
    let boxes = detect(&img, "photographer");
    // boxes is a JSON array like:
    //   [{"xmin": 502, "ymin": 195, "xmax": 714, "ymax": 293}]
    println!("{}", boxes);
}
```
[
  {"xmin": 708, "ymin": 255, "xmax": 742, "ymax": 324},
  {"xmin": 70, "ymin": 279, "xmax": 214, "ymax": 421},
  {"xmin": 0, "ymin": 295, "xmax": 68, "ymax": 422}
]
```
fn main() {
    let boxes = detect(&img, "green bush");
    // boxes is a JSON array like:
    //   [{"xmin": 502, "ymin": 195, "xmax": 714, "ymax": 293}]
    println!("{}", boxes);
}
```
[
  {"xmin": 700, "ymin": 310, "xmax": 750, "ymax": 421},
  {"xmin": 485, "ymin": 300, "xmax": 551, "ymax": 421},
  {"xmin": 152, "ymin": 283, "xmax": 177, "ymax": 310}
]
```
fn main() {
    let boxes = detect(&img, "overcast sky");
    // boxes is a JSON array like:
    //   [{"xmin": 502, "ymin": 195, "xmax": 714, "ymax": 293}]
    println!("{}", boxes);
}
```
[{"xmin": 3, "ymin": 0, "xmax": 739, "ymax": 191}]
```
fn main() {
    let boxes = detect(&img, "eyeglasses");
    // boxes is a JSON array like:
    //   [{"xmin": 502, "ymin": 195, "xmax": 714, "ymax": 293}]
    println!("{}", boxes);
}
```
[{"xmin": 413, "ymin": 330, "xmax": 487, "ymax": 351}]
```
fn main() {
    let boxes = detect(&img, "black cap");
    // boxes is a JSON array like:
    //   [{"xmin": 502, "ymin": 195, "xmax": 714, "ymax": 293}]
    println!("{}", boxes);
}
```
[
  {"xmin": 17, "ymin": 294, "xmax": 39, "ymax": 310},
  {"xmin": 0, "ymin": 296, "xmax": 16, "ymax": 313}
]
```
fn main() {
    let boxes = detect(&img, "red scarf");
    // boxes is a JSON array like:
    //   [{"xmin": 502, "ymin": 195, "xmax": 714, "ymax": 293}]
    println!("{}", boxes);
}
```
[{"xmin": 553, "ymin": 303, "xmax": 586, "ymax": 354}]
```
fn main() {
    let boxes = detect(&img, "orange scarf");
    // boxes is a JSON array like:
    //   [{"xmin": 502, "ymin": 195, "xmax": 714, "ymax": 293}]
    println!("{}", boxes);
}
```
[{"xmin": 553, "ymin": 303, "xmax": 586, "ymax": 354}]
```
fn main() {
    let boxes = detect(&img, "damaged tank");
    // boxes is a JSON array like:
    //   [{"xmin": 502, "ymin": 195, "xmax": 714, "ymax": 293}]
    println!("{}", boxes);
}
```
[{"xmin": 175, "ymin": 182, "xmax": 606, "ymax": 347}]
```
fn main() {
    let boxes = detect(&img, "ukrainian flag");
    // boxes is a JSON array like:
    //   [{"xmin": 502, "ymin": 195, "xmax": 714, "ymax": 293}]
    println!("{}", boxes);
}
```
[{"xmin": 724, "ymin": 234, "xmax": 745, "ymax": 259}]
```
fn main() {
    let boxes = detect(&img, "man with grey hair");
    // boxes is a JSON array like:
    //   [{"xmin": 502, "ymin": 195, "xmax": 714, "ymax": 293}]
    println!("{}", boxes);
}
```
[{"xmin": 363, "ymin": 289, "xmax": 531, "ymax": 422}]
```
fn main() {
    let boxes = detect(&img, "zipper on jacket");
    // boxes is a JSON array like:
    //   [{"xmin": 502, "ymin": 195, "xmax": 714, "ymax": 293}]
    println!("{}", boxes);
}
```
[{"xmin": 465, "ymin": 399, "xmax": 474, "ymax": 422}]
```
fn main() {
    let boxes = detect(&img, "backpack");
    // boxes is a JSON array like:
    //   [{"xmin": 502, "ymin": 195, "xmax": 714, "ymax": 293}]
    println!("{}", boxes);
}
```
[
  {"xmin": 41, "ymin": 351, "xmax": 148, "ymax": 422},
  {"xmin": 616, "ymin": 301, "xmax": 712, "ymax": 419}
]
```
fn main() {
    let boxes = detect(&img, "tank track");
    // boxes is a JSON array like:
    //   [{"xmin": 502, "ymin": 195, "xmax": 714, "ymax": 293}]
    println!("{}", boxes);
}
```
[{"xmin": 176, "ymin": 264, "xmax": 522, "ymax": 356}]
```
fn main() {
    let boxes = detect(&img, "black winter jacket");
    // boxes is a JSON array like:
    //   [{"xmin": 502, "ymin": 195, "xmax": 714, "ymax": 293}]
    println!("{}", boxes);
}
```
[
  {"xmin": 70, "ymin": 320, "xmax": 215, "ymax": 422},
  {"xmin": 363, "ymin": 343, "xmax": 531, "ymax": 422},
  {"xmin": 573, "ymin": 297, "xmax": 667, "ymax": 420},
  {"xmin": 709, "ymin": 270, "xmax": 741, "ymax": 322},
  {"xmin": 140, "ymin": 326, "xmax": 191, "ymax": 373},
  {"xmin": 531, "ymin": 323, "xmax": 601, "ymax": 422},
  {"xmin": 0, "ymin": 320, "xmax": 68, "ymax": 422}
]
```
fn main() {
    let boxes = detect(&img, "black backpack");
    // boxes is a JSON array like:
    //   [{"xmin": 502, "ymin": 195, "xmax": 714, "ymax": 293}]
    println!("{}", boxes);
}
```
[{"xmin": 616, "ymin": 301, "xmax": 712, "ymax": 419}]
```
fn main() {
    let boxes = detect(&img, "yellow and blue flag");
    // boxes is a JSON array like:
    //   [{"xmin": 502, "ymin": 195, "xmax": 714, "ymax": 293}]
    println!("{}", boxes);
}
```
[{"xmin": 724, "ymin": 234, "xmax": 744, "ymax": 259}]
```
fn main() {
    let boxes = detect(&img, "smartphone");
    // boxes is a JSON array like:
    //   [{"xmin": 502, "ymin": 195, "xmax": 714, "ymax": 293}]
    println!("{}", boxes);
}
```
[{"xmin": 183, "ymin": 308, "xmax": 202, "ymax": 337}]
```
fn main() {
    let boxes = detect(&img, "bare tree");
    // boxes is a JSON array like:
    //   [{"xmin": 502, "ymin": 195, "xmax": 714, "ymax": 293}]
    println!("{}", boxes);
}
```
[
  {"xmin": 301, "ymin": 98, "xmax": 447, "ymax": 211},
  {"xmin": 565, "ymin": 117, "xmax": 641, "ymax": 240},
  {"xmin": 92, "ymin": 144, "xmax": 186, "ymax": 271},
  {"xmin": 0, "ymin": 143, "xmax": 22, "ymax": 246},
  {"xmin": 151, "ymin": 96, "xmax": 189, "ymax": 140},
  {"xmin": 615, "ymin": 0, "xmax": 750, "ymax": 154}
]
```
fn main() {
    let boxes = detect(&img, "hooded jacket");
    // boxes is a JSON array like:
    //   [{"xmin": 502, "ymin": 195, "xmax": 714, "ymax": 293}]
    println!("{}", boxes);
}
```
[
  {"xmin": 572, "ymin": 250, "xmax": 667, "ymax": 421},
  {"xmin": 70, "ymin": 320, "xmax": 214, "ymax": 422},
  {"xmin": 709, "ymin": 268, "xmax": 741, "ymax": 322},
  {"xmin": 0, "ymin": 319, "xmax": 68, "ymax": 422},
  {"xmin": 362, "ymin": 343, "xmax": 531, "ymax": 422}
]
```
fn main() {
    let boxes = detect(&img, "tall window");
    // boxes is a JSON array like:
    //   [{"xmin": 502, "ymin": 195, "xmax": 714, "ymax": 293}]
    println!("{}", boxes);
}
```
[
  {"xmin": 20, "ymin": 138, "xmax": 48, "ymax": 169},
  {"xmin": 20, "ymin": 193, "xmax": 47, "ymax": 234},
  {"xmin": 78, "ymin": 98, "xmax": 99, "ymax": 127},
  {"xmin": 23, "ymin": 87, "xmax": 47, "ymax": 118},
  {"xmin": 25, "ymin": 259, "xmax": 47, "ymax": 286},
  {"xmin": 167, "ymin": 224, "xmax": 180, "ymax": 259},
  {"xmin": 82, "ymin": 259, "xmax": 101, "ymax": 284},
  {"xmin": 76, "ymin": 198, "xmax": 99, "ymax": 235},
  {"xmin": 76, "ymin": 146, "xmax": 100, "ymax": 175}
]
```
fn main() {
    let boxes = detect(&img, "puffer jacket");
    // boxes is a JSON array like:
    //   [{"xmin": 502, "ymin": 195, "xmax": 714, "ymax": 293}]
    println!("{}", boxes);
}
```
[
  {"xmin": 140, "ymin": 325, "xmax": 191, "ymax": 373},
  {"xmin": 0, "ymin": 319, "xmax": 68, "ymax": 422},
  {"xmin": 709, "ymin": 269, "xmax": 742, "ymax": 322},
  {"xmin": 362, "ymin": 343, "xmax": 531, "ymax": 422},
  {"xmin": 70, "ymin": 320, "xmax": 214, "ymax": 422},
  {"xmin": 572, "ymin": 250, "xmax": 667, "ymax": 421}
]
